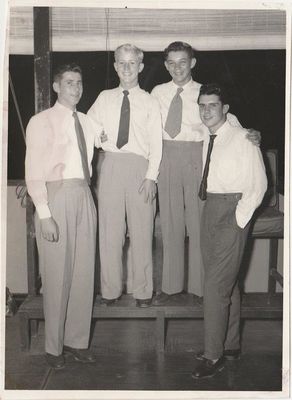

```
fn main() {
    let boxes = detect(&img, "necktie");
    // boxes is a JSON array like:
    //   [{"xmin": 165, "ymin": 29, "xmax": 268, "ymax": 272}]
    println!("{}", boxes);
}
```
[
  {"xmin": 116, "ymin": 90, "xmax": 130, "ymax": 149},
  {"xmin": 72, "ymin": 112, "xmax": 91, "ymax": 185},
  {"xmin": 198, "ymin": 134, "xmax": 217, "ymax": 201},
  {"xmin": 164, "ymin": 87, "xmax": 183, "ymax": 138}
]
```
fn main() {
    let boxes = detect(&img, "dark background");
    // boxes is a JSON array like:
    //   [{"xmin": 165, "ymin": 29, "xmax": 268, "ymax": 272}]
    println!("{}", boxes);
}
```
[{"xmin": 8, "ymin": 50, "xmax": 285, "ymax": 189}]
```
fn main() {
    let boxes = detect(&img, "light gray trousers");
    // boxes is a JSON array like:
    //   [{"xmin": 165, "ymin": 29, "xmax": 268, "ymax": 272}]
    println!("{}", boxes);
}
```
[
  {"xmin": 157, "ymin": 140, "xmax": 204, "ymax": 296},
  {"xmin": 201, "ymin": 193, "xmax": 250, "ymax": 360},
  {"xmin": 97, "ymin": 152, "xmax": 155, "ymax": 300},
  {"xmin": 35, "ymin": 179, "xmax": 97, "ymax": 356}
]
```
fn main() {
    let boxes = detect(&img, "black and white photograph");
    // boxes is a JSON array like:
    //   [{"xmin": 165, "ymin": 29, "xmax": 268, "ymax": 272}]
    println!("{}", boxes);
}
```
[{"xmin": 0, "ymin": 0, "xmax": 290, "ymax": 399}]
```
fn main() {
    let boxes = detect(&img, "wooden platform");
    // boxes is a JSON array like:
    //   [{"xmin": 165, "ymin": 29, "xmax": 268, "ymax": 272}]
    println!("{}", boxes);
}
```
[{"xmin": 18, "ymin": 292, "xmax": 283, "ymax": 353}]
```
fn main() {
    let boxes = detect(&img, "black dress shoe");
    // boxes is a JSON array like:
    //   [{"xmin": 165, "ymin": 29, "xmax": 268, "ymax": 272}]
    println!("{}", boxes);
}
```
[
  {"xmin": 223, "ymin": 348, "xmax": 241, "ymax": 360},
  {"xmin": 100, "ymin": 297, "xmax": 118, "ymax": 306},
  {"xmin": 193, "ymin": 294, "xmax": 203, "ymax": 306},
  {"xmin": 195, "ymin": 348, "xmax": 240, "ymax": 361},
  {"xmin": 136, "ymin": 298, "xmax": 152, "ymax": 308},
  {"xmin": 45, "ymin": 353, "xmax": 65, "ymax": 369},
  {"xmin": 63, "ymin": 346, "xmax": 96, "ymax": 363},
  {"xmin": 191, "ymin": 357, "xmax": 225, "ymax": 379},
  {"xmin": 152, "ymin": 292, "xmax": 171, "ymax": 306},
  {"xmin": 194, "ymin": 351, "xmax": 206, "ymax": 361}
]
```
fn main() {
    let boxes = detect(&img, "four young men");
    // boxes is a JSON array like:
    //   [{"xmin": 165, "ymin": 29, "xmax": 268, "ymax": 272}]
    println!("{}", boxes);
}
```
[{"xmin": 25, "ymin": 42, "xmax": 267, "ymax": 376}]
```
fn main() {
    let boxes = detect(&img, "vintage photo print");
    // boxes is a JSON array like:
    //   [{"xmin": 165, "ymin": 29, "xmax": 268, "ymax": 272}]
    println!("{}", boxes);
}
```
[{"xmin": 1, "ymin": 0, "xmax": 290, "ymax": 399}]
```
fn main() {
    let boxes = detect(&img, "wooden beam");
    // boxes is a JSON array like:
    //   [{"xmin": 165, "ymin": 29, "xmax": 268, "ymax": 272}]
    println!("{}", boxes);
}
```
[
  {"xmin": 25, "ymin": 8, "xmax": 52, "ymax": 296},
  {"xmin": 33, "ymin": 7, "xmax": 52, "ymax": 113}
]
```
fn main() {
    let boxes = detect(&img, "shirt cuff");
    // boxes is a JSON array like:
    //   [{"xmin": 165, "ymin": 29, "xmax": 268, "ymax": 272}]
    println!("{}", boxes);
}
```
[
  {"xmin": 145, "ymin": 169, "xmax": 158, "ymax": 182},
  {"xmin": 36, "ymin": 204, "xmax": 52, "ymax": 219},
  {"xmin": 235, "ymin": 208, "xmax": 251, "ymax": 229}
]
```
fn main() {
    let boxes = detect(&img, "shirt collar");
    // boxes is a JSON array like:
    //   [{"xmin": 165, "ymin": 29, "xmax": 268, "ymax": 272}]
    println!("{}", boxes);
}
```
[
  {"xmin": 54, "ymin": 100, "xmax": 77, "ymax": 115},
  {"xmin": 210, "ymin": 120, "xmax": 231, "ymax": 144},
  {"xmin": 118, "ymin": 84, "xmax": 140, "ymax": 95},
  {"xmin": 171, "ymin": 78, "xmax": 194, "ymax": 91}
]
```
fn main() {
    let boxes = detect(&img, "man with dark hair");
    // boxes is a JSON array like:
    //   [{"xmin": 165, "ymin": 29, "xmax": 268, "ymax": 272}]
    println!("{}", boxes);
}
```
[
  {"xmin": 152, "ymin": 41, "xmax": 261, "ymax": 305},
  {"xmin": 25, "ymin": 63, "xmax": 101, "ymax": 369},
  {"xmin": 192, "ymin": 83, "xmax": 267, "ymax": 379}
]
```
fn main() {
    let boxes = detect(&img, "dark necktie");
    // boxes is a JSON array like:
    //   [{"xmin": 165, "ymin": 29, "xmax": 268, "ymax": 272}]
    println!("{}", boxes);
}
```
[
  {"xmin": 116, "ymin": 90, "xmax": 130, "ymax": 149},
  {"xmin": 164, "ymin": 87, "xmax": 183, "ymax": 138},
  {"xmin": 198, "ymin": 134, "xmax": 217, "ymax": 201},
  {"xmin": 72, "ymin": 111, "xmax": 91, "ymax": 185}
]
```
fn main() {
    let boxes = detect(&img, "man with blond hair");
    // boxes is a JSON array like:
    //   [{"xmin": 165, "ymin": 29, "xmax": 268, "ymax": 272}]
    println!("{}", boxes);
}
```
[{"xmin": 88, "ymin": 44, "xmax": 162, "ymax": 307}]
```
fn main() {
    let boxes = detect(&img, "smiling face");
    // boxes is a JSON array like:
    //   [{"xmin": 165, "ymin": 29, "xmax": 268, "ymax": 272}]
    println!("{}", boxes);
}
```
[
  {"xmin": 114, "ymin": 49, "xmax": 144, "ymax": 90},
  {"xmin": 53, "ymin": 71, "xmax": 83, "ymax": 110},
  {"xmin": 198, "ymin": 94, "xmax": 229, "ymax": 133},
  {"xmin": 164, "ymin": 50, "xmax": 196, "ymax": 87}
]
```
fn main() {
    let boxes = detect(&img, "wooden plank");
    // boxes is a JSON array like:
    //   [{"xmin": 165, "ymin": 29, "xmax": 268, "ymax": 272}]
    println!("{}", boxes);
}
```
[
  {"xmin": 18, "ymin": 312, "xmax": 30, "ymax": 351},
  {"xmin": 156, "ymin": 311, "xmax": 165, "ymax": 352},
  {"xmin": 18, "ymin": 293, "xmax": 282, "ymax": 319},
  {"xmin": 270, "ymin": 268, "xmax": 283, "ymax": 287},
  {"xmin": 268, "ymin": 238, "xmax": 279, "ymax": 294},
  {"xmin": 18, "ymin": 292, "xmax": 283, "ymax": 352},
  {"xmin": 33, "ymin": 7, "xmax": 52, "ymax": 113}
]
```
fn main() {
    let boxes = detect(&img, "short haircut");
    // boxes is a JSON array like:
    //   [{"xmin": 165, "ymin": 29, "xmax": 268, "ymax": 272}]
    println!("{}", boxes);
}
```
[
  {"xmin": 114, "ymin": 44, "xmax": 144, "ymax": 63},
  {"xmin": 198, "ymin": 83, "xmax": 229, "ymax": 105},
  {"xmin": 164, "ymin": 41, "xmax": 195, "ymax": 61},
  {"xmin": 53, "ymin": 63, "xmax": 82, "ymax": 83}
]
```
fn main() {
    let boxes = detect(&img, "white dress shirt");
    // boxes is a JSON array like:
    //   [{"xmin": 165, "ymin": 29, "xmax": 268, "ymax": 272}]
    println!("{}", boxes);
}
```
[
  {"xmin": 203, "ymin": 120, "xmax": 267, "ymax": 228},
  {"xmin": 25, "ymin": 101, "xmax": 101, "ymax": 219},
  {"xmin": 151, "ymin": 79, "xmax": 241, "ymax": 141},
  {"xmin": 87, "ymin": 85, "xmax": 163, "ymax": 181}
]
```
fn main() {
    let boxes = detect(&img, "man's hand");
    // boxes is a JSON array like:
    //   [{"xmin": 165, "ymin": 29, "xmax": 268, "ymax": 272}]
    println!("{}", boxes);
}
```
[
  {"xmin": 40, "ymin": 217, "xmax": 59, "ymax": 242},
  {"xmin": 246, "ymin": 129, "xmax": 261, "ymax": 147},
  {"xmin": 138, "ymin": 179, "xmax": 157, "ymax": 203}
]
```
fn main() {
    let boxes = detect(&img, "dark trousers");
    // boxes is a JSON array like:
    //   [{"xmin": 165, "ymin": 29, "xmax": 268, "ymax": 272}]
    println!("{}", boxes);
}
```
[{"xmin": 201, "ymin": 193, "xmax": 250, "ymax": 360}]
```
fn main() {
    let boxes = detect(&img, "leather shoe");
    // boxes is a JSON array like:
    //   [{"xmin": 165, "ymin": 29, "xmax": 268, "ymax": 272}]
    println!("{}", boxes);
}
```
[
  {"xmin": 45, "ymin": 353, "xmax": 65, "ymax": 369},
  {"xmin": 223, "ymin": 348, "xmax": 241, "ymax": 360},
  {"xmin": 136, "ymin": 298, "xmax": 152, "ymax": 308},
  {"xmin": 195, "ymin": 348, "xmax": 240, "ymax": 361},
  {"xmin": 193, "ymin": 295, "xmax": 203, "ymax": 306},
  {"xmin": 100, "ymin": 297, "xmax": 118, "ymax": 306},
  {"xmin": 63, "ymin": 346, "xmax": 96, "ymax": 363},
  {"xmin": 152, "ymin": 292, "xmax": 171, "ymax": 306},
  {"xmin": 192, "ymin": 357, "xmax": 225, "ymax": 379}
]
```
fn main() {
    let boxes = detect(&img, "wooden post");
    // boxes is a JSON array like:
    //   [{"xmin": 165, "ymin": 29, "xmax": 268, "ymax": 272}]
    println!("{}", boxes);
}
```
[
  {"xmin": 25, "ymin": 7, "xmax": 52, "ymax": 337},
  {"xmin": 33, "ymin": 7, "xmax": 52, "ymax": 113},
  {"xmin": 26, "ymin": 7, "xmax": 52, "ymax": 297}
]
